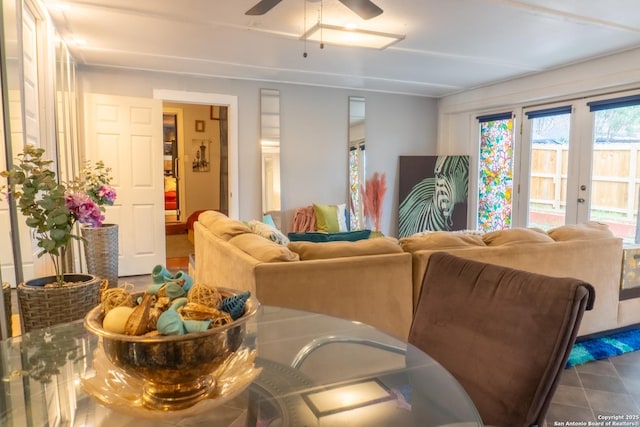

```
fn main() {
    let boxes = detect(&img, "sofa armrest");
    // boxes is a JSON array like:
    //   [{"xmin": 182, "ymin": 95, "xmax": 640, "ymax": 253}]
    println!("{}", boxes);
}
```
[
  {"xmin": 194, "ymin": 221, "xmax": 260, "ymax": 294},
  {"xmin": 254, "ymin": 253, "xmax": 413, "ymax": 339}
]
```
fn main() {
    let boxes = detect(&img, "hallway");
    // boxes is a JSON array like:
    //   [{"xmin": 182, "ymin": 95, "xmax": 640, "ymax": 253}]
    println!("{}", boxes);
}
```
[{"xmin": 165, "ymin": 226, "xmax": 193, "ymax": 273}]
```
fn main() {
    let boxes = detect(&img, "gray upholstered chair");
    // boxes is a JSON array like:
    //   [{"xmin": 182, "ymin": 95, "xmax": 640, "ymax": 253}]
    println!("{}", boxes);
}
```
[{"xmin": 410, "ymin": 252, "xmax": 595, "ymax": 426}]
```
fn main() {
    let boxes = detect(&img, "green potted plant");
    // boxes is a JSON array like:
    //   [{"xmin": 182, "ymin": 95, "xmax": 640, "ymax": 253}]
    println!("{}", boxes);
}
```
[{"xmin": 1, "ymin": 145, "xmax": 106, "ymax": 332}]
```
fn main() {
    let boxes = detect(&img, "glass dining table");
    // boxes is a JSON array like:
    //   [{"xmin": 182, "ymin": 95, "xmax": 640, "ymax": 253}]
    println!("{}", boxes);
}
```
[{"xmin": 0, "ymin": 305, "xmax": 482, "ymax": 427}]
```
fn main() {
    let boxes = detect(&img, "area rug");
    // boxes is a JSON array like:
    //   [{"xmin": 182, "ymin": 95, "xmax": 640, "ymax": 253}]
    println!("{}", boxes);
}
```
[{"xmin": 565, "ymin": 328, "xmax": 640, "ymax": 368}]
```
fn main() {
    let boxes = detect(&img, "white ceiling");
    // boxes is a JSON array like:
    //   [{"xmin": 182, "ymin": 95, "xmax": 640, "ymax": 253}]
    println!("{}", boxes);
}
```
[{"xmin": 43, "ymin": 0, "xmax": 640, "ymax": 97}]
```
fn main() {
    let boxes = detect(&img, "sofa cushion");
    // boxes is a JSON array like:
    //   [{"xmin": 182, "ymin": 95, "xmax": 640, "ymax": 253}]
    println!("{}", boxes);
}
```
[
  {"xmin": 399, "ymin": 231, "xmax": 486, "ymax": 252},
  {"xmin": 548, "ymin": 222, "xmax": 614, "ymax": 241},
  {"xmin": 288, "ymin": 237, "xmax": 402, "ymax": 260},
  {"xmin": 482, "ymin": 228, "xmax": 554, "ymax": 246},
  {"xmin": 288, "ymin": 230, "xmax": 371, "ymax": 243},
  {"xmin": 229, "ymin": 233, "xmax": 299, "ymax": 262},
  {"xmin": 313, "ymin": 204, "xmax": 340, "ymax": 233},
  {"xmin": 247, "ymin": 220, "xmax": 289, "ymax": 245},
  {"xmin": 197, "ymin": 210, "xmax": 249, "ymax": 241},
  {"xmin": 336, "ymin": 203, "xmax": 349, "ymax": 232}
]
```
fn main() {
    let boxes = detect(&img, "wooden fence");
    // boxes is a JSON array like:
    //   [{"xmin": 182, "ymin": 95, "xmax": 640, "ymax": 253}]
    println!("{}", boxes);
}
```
[{"xmin": 530, "ymin": 143, "xmax": 640, "ymax": 220}]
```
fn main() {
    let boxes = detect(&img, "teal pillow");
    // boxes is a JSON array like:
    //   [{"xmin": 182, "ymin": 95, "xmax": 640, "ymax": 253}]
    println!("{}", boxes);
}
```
[
  {"xmin": 287, "ymin": 230, "xmax": 371, "ymax": 242},
  {"xmin": 262, "ymin": 214, "xmax": 277, "ymax": 228},
  {"xmin": 288, "ymin": 232, "xmax": 331, "ymax": 243},
  {"xmin": 327, "ymin": 230, "xmax": 371, "ymax": 241}
]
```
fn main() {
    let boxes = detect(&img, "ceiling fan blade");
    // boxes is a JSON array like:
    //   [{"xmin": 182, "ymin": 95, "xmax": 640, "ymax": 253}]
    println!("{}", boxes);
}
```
[
  {"xmin": 245, "ymin": 0, "xmax": 283, "ymax": 15},
  {"xmin": 338, "ymin": 0, "xmax": 383, "ymax": 20}
]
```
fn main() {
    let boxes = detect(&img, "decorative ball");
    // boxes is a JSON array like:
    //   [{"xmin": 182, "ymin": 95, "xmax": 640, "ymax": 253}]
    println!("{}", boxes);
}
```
[
  {"xmin": 103, "ymin": 306, "xmax": 134, "ymax": 334},
  {"xmin": 101, "ymin": 287, "xmax": 134, "ymax": 313},
  {"xmin": 188, "ymin": 283, "xmax": 222, "ymax": 308}
]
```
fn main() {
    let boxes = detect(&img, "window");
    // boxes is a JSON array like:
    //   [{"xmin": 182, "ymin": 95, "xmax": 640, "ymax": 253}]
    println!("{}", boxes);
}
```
[
  {"xmin": 587, "ymin": 95, "xmax": 640, "ymax": 243},
  {"xmin": 477, "ymin": 113, "xmax": 515, "ymax": 232},
  {"xmin": 524, "ymin": 106, "xmax": 572, "ymax": 231}
]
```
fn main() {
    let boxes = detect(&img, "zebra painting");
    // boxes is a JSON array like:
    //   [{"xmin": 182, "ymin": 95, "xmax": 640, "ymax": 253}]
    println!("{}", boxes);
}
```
[{"xmin": 398, "ymin": 155, "xmax": 469, "ymax": 238}]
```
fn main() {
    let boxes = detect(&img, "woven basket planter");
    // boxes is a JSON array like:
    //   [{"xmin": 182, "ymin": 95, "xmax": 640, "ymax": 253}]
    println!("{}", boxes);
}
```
[
  {"xmin": 2, "ymin": 282, "xmax": 11, "ymax": 336},
  {"xmin": 82, "ymin": 224, "xmax": 119, "ymax": 288},
  {"xmin": 18, "ymin": 274, "xmax": 101, "ymax": 333}
]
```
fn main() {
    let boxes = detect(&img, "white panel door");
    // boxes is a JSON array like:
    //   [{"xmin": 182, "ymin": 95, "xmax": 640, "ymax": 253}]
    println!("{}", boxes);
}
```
[
  {"xmin": 21, "ymin": 4, "xmax": 39, "ymax": 148},
  {"xmin": 84, "ymin": 93, "xmax": 164, "ymax": 276},
  {"xmin": 17, "ymin": 3, "xmax": 40, "ymax": 280}
]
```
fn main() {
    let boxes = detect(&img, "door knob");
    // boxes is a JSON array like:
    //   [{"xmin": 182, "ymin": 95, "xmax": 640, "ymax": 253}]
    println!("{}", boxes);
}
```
[{"xmin": 577, "ymin": 198, "xmax": 585, "ymax": 203}]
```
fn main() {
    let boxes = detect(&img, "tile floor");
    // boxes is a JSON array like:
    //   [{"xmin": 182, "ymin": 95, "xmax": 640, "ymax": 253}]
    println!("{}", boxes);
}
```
[{"xmin": 546, "ymin": 350, "xmax": 640, "ymax": 424}]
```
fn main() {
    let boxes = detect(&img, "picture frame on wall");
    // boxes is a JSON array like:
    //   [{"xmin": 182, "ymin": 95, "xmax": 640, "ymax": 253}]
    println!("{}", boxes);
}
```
[
  {"xmin": 192, "ymin": 139, "xmax": 211, "ymax": 172},
  {"xmin": 398, "ymin": 155, "xmax": 470, "ymax": 237},
  {"xmin": 195, "ymin": 120, "xmax": 205, "ymax": 132}
]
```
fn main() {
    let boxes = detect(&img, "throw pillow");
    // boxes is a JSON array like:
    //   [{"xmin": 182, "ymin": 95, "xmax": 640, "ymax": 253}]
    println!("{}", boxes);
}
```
[
  {"xmin": 248, "ymin": 220, "xmax": 289, "ymax": 245},
  {"xmin": 262, "ymin": 214, "xmax": 277, "ymax": 229},
  {"xmin": 336, "ymin": 203, "xmax": 349, "ymax": 232},
  {"xmin": 312, "ymin": 203, "xmax": 349, "ymax": 233},
  {"xmin": 287, "ymin": 230, "xmax": 371, "ymax": 242},
  {"xmin": 548, "ymin": 221, "xmax": 614, "ymax": 241},
  {"xmin": 313, "ymin": 204, "xmax": 340, "ymax": 233},
  {"xmin": 482, "ymin": 228, "xmax": 554, "ymax": 246},
  {"xmin": 288, "ymin": 237, "xmax": 402, "ymax": 260}
]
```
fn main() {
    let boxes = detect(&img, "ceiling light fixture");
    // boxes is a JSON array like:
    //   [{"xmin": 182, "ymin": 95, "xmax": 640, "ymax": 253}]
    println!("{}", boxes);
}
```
[{"xmin": 301, "ymin": 23, "xmax": 405, "ymax": 50}]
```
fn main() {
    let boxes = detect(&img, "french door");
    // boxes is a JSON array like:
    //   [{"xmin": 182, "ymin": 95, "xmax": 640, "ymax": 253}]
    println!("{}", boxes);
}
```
[
  {"xmin": 519, "ymin": 103, "xmax": 575, "ymax": 231},
  {"xmin": 518, "ymin": 90, "xmax": 640, "ymax": 242}
]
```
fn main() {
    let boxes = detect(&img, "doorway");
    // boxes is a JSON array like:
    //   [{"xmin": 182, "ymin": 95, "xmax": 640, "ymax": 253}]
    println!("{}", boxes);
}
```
[
  {"xmin": 153, "ymin": 89, "xmax": 238, "ymax": 273},
  {"xmin": 160, "ymin": 101, "xmax": 232, "ymax": 271}
]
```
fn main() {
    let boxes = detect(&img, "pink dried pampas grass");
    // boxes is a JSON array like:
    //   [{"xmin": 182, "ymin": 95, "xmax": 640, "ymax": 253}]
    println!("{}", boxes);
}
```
[{"xmin": 361, "ymin": 172, "xmax": 387, "ymax": 232}]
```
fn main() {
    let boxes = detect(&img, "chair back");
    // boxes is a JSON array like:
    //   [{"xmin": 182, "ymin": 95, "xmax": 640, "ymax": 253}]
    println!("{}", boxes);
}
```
[{"xmin": 409, "ymin": 252, "xmax": 594, "ymax": 426}]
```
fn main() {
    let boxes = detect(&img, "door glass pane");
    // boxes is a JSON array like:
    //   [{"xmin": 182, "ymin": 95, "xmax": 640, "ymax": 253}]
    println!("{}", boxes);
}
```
[
  {"xmin": 478, "ymin": 118, "xmax": 514, "ymax": 232},
  {"xmin": 591, "ymin": 105, "xmax": 640, "ymax": 242},
  {"xmin": 528, "ymin": 113, "xmax": 571, "ymax": 230}
]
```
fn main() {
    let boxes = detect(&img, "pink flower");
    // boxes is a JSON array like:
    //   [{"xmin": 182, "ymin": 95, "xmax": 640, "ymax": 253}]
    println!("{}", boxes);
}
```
[
  {"xmin": 65, "ymin": 192, "xmax": 105, "ymax": 227},
  {"xmin": 96, "ymin": 184, "xmax": 116, "ymax": 205}
]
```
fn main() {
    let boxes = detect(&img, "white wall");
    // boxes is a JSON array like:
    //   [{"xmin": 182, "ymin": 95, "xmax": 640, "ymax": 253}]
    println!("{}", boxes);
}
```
[
  {"xmin": 78, "ymin": 67, "xmax": 437, "ymax": 236},
  {"xmin": 438, "ymin": 47, "xmax": 640, "ymax": 154}
]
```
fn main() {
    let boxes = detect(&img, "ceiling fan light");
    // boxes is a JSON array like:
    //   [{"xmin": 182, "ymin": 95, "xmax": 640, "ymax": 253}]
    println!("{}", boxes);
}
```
[{"xmin": 300, "ymin": 23, "xmax": 404, "ymax": 50}]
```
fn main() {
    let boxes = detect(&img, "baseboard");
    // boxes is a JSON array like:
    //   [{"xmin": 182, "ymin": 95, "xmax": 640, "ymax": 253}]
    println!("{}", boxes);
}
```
[
  {"xmin": 620, "ymin": 287, "xmax": 640, "ymax": 301},
  {"xmin": 575, "ymin": 323, "xmax": 640, "ymax": 343}
]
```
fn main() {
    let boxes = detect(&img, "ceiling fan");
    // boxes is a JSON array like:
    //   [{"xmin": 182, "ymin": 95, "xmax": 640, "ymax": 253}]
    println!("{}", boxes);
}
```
[{"xmin": 245, "ymin": 0, "xmax": 383, "ymax": 20}]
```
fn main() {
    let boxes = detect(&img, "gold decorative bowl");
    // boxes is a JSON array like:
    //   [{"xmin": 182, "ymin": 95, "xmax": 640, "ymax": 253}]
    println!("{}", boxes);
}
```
[{"xmin": 84, "ymin": 288, "xmax": 259, "ymax": 410}]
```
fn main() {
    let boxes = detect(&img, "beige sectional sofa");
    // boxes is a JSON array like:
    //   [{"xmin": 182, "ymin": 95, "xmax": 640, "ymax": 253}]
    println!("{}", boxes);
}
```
[
  {"xmin": 400, "ymin": 225, "xmax": 624, "ymax": 337},
  {"xmin": 194, "ymin": 210, "xmax": 632, "ymax": 339},
  {"xmin": 193, "ymin": 211, "xmax": 413, "ymax": 339}
]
